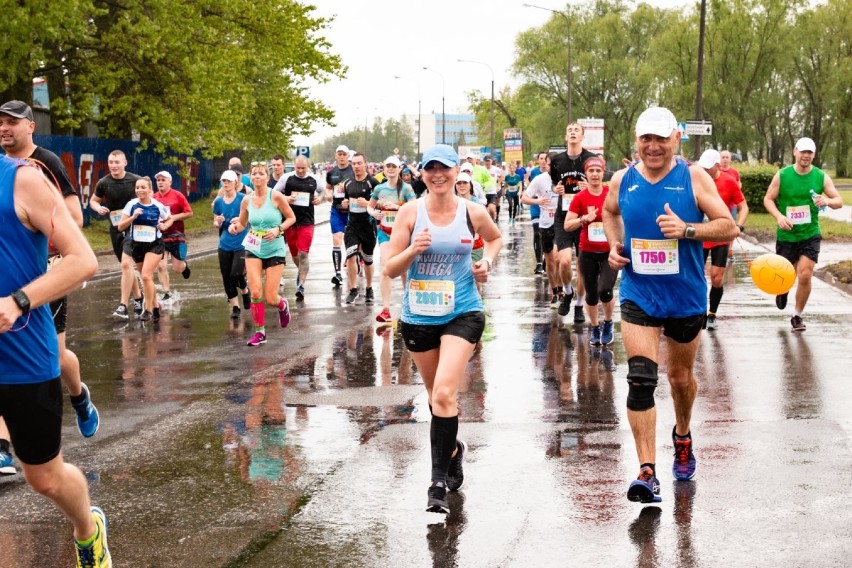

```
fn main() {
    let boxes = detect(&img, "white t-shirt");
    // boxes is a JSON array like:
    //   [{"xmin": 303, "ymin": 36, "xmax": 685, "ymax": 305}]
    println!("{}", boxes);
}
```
[{"xmin": 524, "ymin": 172, "xmax": 557, "ymax": 229}]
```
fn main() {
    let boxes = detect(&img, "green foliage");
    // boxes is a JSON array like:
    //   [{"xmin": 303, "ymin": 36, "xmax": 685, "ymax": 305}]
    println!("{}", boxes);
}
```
[
  {"xmin": 0, "ymin": 0, "xmax": 344, "ymax": 161},
  {"xmin": 738, "ymin": 163, "xmax": 779, "ymax": 214}
]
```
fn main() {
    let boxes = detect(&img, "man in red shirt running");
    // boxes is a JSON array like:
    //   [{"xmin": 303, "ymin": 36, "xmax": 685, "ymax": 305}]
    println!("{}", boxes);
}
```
[
  {"xmin": 697, "ymin": 150, "xmax": 748, "ymax": 330},
  {"xmin": 154, "ymin": 171, "xmax": 193, "ymax": 301}
]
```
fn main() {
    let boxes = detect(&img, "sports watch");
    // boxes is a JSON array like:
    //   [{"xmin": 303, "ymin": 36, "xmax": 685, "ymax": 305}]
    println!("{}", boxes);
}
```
[
  {"xmin": 684, "ymin": 225, "xmax": 697, "ymax": 239},
  {"xmin": 10, "ymin": 289, "xmax": 30, "ymax": 315}
]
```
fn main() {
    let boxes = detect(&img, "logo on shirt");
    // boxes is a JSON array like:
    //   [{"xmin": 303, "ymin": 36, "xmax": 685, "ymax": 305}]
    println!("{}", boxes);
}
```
[
  {"xmin": 626, "ymin": 184, "xmax": 639, "ymax": 192},
  {"xmin": 664, "ymin": 186, "xmax": 685, "ymax": 191}
]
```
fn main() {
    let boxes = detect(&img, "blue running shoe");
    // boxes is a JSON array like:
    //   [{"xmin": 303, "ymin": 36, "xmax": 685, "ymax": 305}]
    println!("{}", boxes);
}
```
[
  {"xmin": 601, "ymin": 320, "xmax": 614, "ymax": 345},
  {"xmin": 672, "ymin": 430, "xmax": 697, "ymax": 480},
  {"xmin": 627, "ymin": 467, "xmax": 662, "ymax": 503},
  {"xmin": 0, "ymin": 449, "xmax": 16, "ymax": 475},
  {"xmin": 72, "ymin": 383, "xmax": 100, "ymax": 438},
  {"xmin": 590, "ymin": 325, "xmax": 602, "ymax": 346}
]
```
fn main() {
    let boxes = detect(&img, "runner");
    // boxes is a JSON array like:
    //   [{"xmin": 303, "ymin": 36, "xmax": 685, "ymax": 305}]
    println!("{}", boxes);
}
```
[
  {"xmin": 369, "ymin": 156, "xmax": 416, "ymax": 322},
  {"xmin": 89, "ymin": 150, "xmax": 144, "ymax": 319},
  {"xmin": 383, "ymin": 144, "xmax": 502, "ymax": 515},
  {"xmin": 565, "ymin": 156, "xmax": 617, "ymax": 345},
  {"xmin": 0, "ymin": 154, "xmax": 110, "ymax": 566},
  {"xmin": 528, "ymin": 152, "xmax": 548, "ymax": 275},
  {"xmin": 521, "ymin": 154, "xmax": 563, "ymax": 306},
  {"xmin": 116, "ymin": 177, "xmax": 171, "ymax": 322},
  {"xmin": 213, "ymin": 171, "xmax": 250, "ymax": 318},
  {"xmin": 153, "ymin": 171, "xmax": 193, "ymax": 302},
  {"xmin": 0, "ymin": 100, "xmax": 99, "ymax": 467},
  {"xmin": 551, "ymin": 123, "xmax": 598, "ymax": 323},
  {"xmin": 696, "ymin": 149, "xmax": 749, "ymax": 330},
  {"xmin": 325, "ymin": 145, "xmax": 355, "ymax": 287},
  {"xmin": 342, "ymin": 153, "xmax": 380, "ymax": 305},
  {"xmin": 504, "ymin": 163, "xmax": 522, "ymax": 225},
  {"xmin": 228, "ymin": 162, "xmax": 296, "ymax": 346},
  {"xmin": 276, "ymin": 155, "xmax": 323, "ymax": 301},
  {"xmin": 455, "ymin": 172, "xmax": 487, "ymax": 296},
  {"xmin": 603, "ymin": 106, "xmax": 738, "ymax": 503},
  {"xmin": 763, "ymin": 137, "xmax": 843, "ymax": 331}
]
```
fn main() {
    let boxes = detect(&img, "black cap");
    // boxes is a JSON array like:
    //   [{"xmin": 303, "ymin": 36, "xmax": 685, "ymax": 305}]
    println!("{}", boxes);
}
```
[
  {"xmin": 484, "ymin": 154, "xmax": 492, "ymax": 160},
  {"xmin": 0, "ymin": 100, "xmax": 34, "ymax": 121}
]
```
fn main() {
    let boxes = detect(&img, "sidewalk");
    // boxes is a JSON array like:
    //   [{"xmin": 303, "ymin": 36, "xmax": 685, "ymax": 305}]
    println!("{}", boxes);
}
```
[{"xmin": 91, "ymin": 203, "xmax": 331, "ymax": 281}]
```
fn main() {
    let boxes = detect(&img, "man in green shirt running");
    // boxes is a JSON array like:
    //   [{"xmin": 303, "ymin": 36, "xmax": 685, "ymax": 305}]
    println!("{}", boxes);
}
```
[{"xmin": 763, "ymin": 137, "xmax": 843, "ymax": 331}]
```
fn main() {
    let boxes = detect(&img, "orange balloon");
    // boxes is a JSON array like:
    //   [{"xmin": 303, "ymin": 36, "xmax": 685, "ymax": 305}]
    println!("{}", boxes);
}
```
[{"xmin": 749, "ymin": 253, "xmax": 796, "ymax": 295}]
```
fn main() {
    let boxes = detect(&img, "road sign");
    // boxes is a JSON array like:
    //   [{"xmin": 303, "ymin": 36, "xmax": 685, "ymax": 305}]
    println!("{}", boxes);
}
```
[
  {"xmin": 296, "ymin": 146, "xmax": 310, "ymax": 158},
  {"xmin": 677, "ymin": 122, "xmax": 690, "ymax": 141},
  {"xmin": 685, "ymin": 121, "xmax": 712, "ymax": 136}
]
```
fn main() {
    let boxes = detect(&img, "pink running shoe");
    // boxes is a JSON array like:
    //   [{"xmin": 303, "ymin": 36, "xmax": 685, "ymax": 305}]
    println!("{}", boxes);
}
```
[
  {"xmin": 278, "ymin": 299, "xmax": 291, "ymax": 328},
  {"xmin": 246, "ymin": 331, "xmax": 266, "ymax": 346}
]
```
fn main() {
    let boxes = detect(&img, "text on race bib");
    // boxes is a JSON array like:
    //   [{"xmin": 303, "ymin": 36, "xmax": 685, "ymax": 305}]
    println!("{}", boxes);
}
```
[
  {"xmin": 293, "ymin": 192, "xmax": 311, "ymax": 207},
  {"xmin": 348, "ymin": 200, "xmax": 366, "ymax": 213},
  {"xmin": 588, "ymin": 222, "xmax": 607, "ymax": 242},
  {"xmin": 110, "ymin": 210, "xmax": 123, "ymax": 227},
  {"xmin": 630, "ymin": 238, "xmax": 679, "ymax": 275},
  {"xmin": 786, "ymin": 205, "xmax": 812, "ymax": 226},
  {"xmin": 409, "ymin": 280, "xmax": 454, "ymax": 317},
  {"xmin": 133, "ymin": 224, "xmax": 157, "ymax": 243},
  {"xmin": 242, "ymin": 229, "xmax": 265, "ymax": 253},
  {"xmin": 562, "ymin": 194, "xmax": 573, "ymax": 211},
  {"xmin": 381, "ymin": 211, "xmax": 396, "ymax": 228}
]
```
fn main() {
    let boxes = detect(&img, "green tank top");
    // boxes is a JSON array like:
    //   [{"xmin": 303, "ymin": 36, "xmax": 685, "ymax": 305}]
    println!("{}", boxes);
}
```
[
  {"xmin": 776, "ymin": 165, "xmax": 825, "ymax": 242},
  {"xmin": 247, "ymin": 188, "xmax": 286, "ymax": 259}
]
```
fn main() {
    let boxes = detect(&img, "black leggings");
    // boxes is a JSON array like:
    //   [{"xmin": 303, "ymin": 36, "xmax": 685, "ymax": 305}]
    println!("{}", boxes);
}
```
[
  {"xmin": 579, "ymin": 250, "xmax": 618, "ymax": 305},
  {"xmin": 218, "ymin": 248, "xmax": 247, "ymax": 300},
  {"xmin": 506, "ymin": 192, "xmax": 520, "ymax": 219}
]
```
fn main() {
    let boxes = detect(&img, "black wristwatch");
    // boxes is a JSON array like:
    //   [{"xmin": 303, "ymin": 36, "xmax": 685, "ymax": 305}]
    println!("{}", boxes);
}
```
[
  {"xmin": 684, "ymin": 224, "xmax": 697, "ymax": 239},
  {"xmin": 10, "ymin": 289, "xmax": 30, "ymax": 315}
]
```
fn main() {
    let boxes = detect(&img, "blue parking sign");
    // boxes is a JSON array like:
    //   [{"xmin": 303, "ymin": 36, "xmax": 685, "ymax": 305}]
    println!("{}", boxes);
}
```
[{"xmin": 296, "ymin": 146, "xmax": 310, "ymax": 157}]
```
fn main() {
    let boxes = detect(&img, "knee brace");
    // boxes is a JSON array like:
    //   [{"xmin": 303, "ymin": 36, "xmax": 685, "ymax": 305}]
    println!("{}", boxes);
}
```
[
  {"xmin": 362, "ymin": 252, "xmax": 374, "ymax": 265},
  {"xmin": 600, "ymin": 289, "xmax": 614, "ymax": 303},
  {"xmin": 626, "ymin": 355, "xmax": 659, "ymax": 411}
]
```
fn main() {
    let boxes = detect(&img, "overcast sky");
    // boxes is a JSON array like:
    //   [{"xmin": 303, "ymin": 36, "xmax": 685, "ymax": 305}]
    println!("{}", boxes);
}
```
[{"xmin": 293, "ymin": 0, "xmax": 693, "ymax": 147}]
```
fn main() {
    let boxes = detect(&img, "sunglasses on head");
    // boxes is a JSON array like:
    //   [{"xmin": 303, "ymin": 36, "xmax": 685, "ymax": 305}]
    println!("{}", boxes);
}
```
[{"xmin": 251, "ymin": 161, "xmax": 267, "ymax": 167}]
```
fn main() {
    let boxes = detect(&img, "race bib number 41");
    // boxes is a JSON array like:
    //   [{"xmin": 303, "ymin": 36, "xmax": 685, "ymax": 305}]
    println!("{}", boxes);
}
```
[
  {"xmin": 408, "ymin": 279, "xmax": 454, "ymax": 317},
  {"xmin": 630, "ymin": 238, "xmax": 679, "ymax": 275}
]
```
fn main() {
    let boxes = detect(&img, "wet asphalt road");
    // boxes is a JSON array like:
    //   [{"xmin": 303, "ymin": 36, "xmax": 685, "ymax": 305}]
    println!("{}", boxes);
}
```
[{"xmin": 1, "ymin": 208, "xmax": 851, "ymax": 567}]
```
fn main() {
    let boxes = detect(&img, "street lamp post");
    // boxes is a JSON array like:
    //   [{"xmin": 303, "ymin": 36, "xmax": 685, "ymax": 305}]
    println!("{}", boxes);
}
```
[
  {"xmin": 523, "ymin": 3, "xmax": 573, "ymax": 123},
  {"xmin": 693, "ymin": 0, "xmax": 707, "ymax": 161},
  {"xmin": 422, "ymin": 66, "xmax": 446, "ymax": 144},
  {"xmin": 458, "ymin": 59, "xmax": 495, "ymax": 161},
  {"xmin": 394, "ymin": 75, "xmax": 421, "ymax": 160}
]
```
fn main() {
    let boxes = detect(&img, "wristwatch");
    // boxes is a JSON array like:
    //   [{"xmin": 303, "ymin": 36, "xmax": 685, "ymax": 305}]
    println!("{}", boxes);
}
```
[
  {"xmin": 482, "ymin": 257, "xmax": 494, "ymax": 271},
  {"xmin": 684, "ymin": 225, "xmax": 697, "ymax": 239},
  {"xmin": 10, "ymin": 289, "xmax": 30, "ymax": 315}
]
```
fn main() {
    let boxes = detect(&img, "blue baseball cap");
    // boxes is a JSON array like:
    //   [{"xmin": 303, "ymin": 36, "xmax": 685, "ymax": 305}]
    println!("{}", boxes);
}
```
[{"xmin": 420, "ymin": 144, "xmax": 459, "ymax": 168}]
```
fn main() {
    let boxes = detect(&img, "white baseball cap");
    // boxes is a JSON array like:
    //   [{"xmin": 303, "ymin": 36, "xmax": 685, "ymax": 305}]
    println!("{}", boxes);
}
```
[
  {"xmin": 456, "ymin": 173, "xmax": 472, "ymax": 184},
  {"xmin": 794, "ymin": 137, "xmax": 816, "ymax": 153},
  {"xmin": 459, "ymin": 162, "xmax": 474, "ymax": 173},
  {"xmin": 154, "ymin": 170, "xmax": 172, "ymax": 180},
  {"xmin": 335, "ymin": 145, "xmax": 350, "ymax": 154},
  {"xmin": 220, "ymin": 170, "xmax": 238, "ymax": 182},
  {"xmin": 697, "ymin": 149, "xmax": 721, "ymax": 169},
  {"xmin": 383, "ymin": 156, "xmax": 401, "ymax": 167},
  {"xmin": 635, "ymin": 106, "xmax": 678, "ymax": 138}
]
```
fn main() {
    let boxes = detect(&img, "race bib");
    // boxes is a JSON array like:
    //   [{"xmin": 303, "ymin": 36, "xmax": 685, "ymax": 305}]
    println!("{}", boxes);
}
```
[
  {"xmin": 630, "ymin": 238, "xmax": 679, "ymax": 275},
  {"xmin": 242, "ymin": 229, "xmax": 265, "ymax": 254},
  {"xmin": 409, "ymin": 280, "xmax": 454, "ymax": 317},
  {"xmin": 381, "ymin": 211, "xmax": 396, "ymax": 229},
  {"xmin": 294, "ymin": 192, "xmax": 311, "ymax": 207},
  {"xmin": 561, "ymin": 194, "xmax": 573, "ymax": 211},
  {"xmin": 109, "ymin": 210, "xmax": 123, "ymax": 227},
  {"xmin": 786, "ymin": 205, "xmax": 812, "ymax": 225},
  {"xmin": 333, "ymin": 184, "xmax": 345, "ymax": 199},
  {"xmin": 544, "ymin": 208, "xmax": 556, "ymax": 221},
  {"xmin": 588, "ymin": 222, "xmax": 607, "ymax": 243},
  {"xmin": 133, "ymin": 224, "xmax": 157, "ymax": 243},
  {"xmin": 349, "ymin": 200, "xmax": 366, "ymax": 213}
]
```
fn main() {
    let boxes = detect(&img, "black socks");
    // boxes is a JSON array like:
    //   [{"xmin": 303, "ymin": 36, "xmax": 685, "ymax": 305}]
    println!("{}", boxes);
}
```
[{"xmin": 430, "ymin": 415, "xmax": 459, "ymax": 483}]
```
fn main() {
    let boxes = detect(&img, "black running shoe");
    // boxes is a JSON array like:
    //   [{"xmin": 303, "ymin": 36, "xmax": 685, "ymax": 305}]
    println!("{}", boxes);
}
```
[
  {"xmin": 152, "ymin": 307, "xmax": 161, "ymax": 322},
  {"xmin": 776, "ymin": 293, "xmax": 788, "ymax": 310},
  {"xmin": 533, "ymin": 263, "xmax": 544, "ymax": 275},
  {"xmin": 331, "ymin": 273, "xmax": 343, "ymax": 288},
  {"xmin": 427, "ymin": 482, "xmax": 449, "ymax": 514},
  {"xmin": 446, "ymin": 441, "xmax": 466, "ymax": 491},
  {"xmin": 364, "ymin": 288, "xmax": 374, "ymax": 306},
  {"xmin": 573, "ymin": 305, "xmax": 586, "ymax": 324},
  {"xmin": 230, "ymin": 306, "xmax": 241, "ymax": 319},
  {"xmin": 242, "ymin": 291, "xmax": 251, "ymax": 310},
  {"xmin": 140, "ymin": 310, "xmax": 153, "ymax": 322},
  {"xmin": 791, "ymin": 315, "xmax": 806, "ymax": 332},
  {"xmin": 133, "ymin": 296, "xmax": 144, "ymax": 316},
  {"xmin": 558, "ymin": 291, "xmax": 573, "ymax": 316},
  {"xmin": 345, "ymin": 288, "xmax": 359, "ymax": 304},
  {"xmin": 182, "ymin": 265, "xmax": 191, "ymax": 279}
]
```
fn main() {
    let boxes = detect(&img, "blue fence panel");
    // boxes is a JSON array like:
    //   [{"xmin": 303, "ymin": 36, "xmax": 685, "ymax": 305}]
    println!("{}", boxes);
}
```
[{"xmin": 33, "ymin": 135, "xmax": 214, "ymax": 226}]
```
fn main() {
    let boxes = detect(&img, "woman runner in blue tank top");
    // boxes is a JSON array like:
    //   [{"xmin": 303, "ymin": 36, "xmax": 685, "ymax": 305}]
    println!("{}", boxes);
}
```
[
  {"xmin": 229, "ymin": 162, "xmax": 296, "ymax": 347},
  {"xmin": 383, "ymin": 145, "xmax": 502, "ymax": 515}
]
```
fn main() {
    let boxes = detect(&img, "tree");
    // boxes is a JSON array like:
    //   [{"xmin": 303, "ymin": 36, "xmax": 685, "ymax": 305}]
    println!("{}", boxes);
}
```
[{"xmin": 0, "ymin": 0, "xmax": 344, "ymax": 159}]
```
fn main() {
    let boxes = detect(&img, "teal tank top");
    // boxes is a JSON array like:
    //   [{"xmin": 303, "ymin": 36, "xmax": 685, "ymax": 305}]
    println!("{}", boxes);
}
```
[{"xmin": 247, "ymin": 188, "xmax": 286, "ymax": 259}]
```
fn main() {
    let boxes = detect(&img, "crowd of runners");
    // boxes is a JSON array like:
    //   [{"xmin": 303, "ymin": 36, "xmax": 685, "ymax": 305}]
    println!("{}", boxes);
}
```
[{"xmin": 0, "ymin": 96, "xmax": 845, "ymax": 565}]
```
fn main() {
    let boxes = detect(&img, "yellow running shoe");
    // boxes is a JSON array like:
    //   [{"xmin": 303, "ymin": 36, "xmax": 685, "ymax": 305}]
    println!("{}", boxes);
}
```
[{"xmin": 75, "ymin": 506, "xmax": 111, "ymax": 567}]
